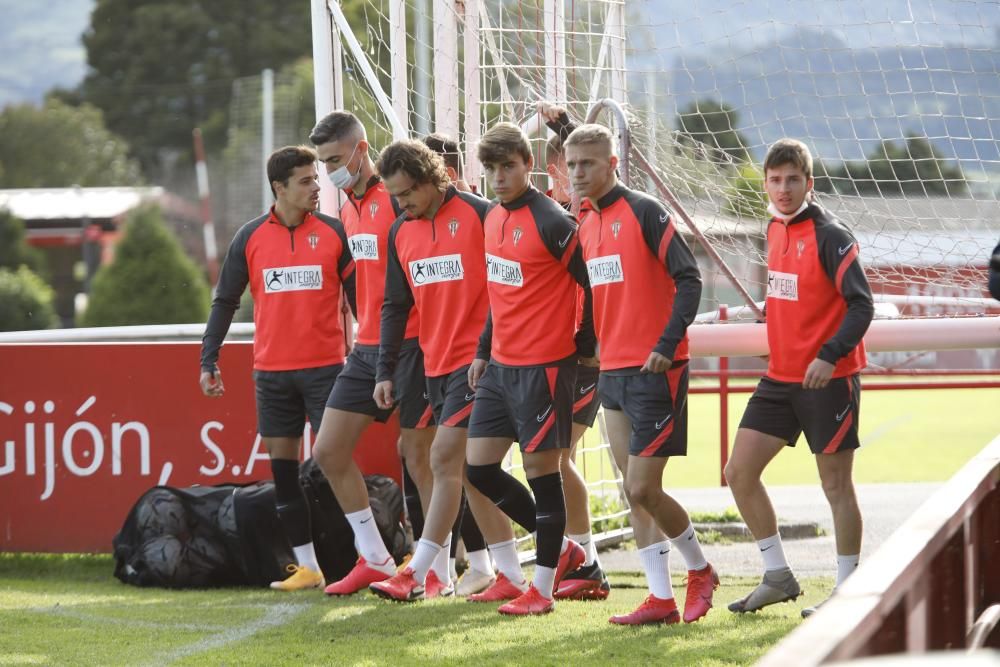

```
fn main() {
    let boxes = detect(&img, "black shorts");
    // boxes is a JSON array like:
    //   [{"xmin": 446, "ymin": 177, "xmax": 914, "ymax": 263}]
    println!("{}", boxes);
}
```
[
  {"xmin": 468, "ymin": 358, "xmax": 576, "ymax": 453},
  {"xmin": 427, "ymin": 365, "xmax": 476, "ymax": 428},
  {"xmin": 254, "ymin": 363, "xmax": 343, "ymax": 438},
  {"xmin": 739, "ymin": 374, "xmax": 861, "ymax": 454},
  {"xmin": 572, "ymin": 364, "xmax": 601, "ymax": 428},
  {"xmin": 325, "ymin": 340, "xmax": 433, "ymax": 429},
  {"xmin": 598, "ymin": 361, "xmax": 689, "ymax": 458}
]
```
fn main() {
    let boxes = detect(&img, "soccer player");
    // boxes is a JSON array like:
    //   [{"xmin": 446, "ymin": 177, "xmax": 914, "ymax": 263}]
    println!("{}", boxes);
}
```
[
  {"xmin": 464, "ymin": 122, "xmax": 596, "ymax": 615},
  {"xmin": 536, "ymin": 102, "xmax": 610, "ymax": 600},
  {"xmin": 421, "ymin": 132, "xmax": 476, "ymax": 194},
  {"xmin": 564, "ymin": 123, "xmax": 719, "ymax": 625},
  {"xmin": 200, "ymin": 145, "xmax": 356, "ymax": 591},
  {"xmin": 725, "ymin": 138, "xmax": 874, "ymax": 617},
  {"xmin": 307, "ymin": 111, "xmax": 436, "ymax": 596},
  {"xmin": 365, "ymin": 140, "xmax": 509, "ymax": 601}
]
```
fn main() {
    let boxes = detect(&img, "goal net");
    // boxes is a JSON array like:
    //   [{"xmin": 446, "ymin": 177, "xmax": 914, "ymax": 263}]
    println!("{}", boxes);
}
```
[{"xmin": 310, "ymin": 0, "xmax": 999, "ymax": 547}]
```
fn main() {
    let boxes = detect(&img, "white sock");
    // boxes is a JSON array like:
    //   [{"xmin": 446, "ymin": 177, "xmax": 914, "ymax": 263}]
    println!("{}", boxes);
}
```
[
  {"xmin": 568, "ymin": 532, "xmax": 599, "ymax": 567},
  {"xmin": 431, "ymin": 534, "xmax": 451, "ymax": 582},
  {"xmin": 467, "ymin": 548, "xmax": 493, "ymax": 575},
  {"xmin": 639, "ymin": 541, "xmax": 674, "ymax": 600},
  {"xmin": 345, "ymin": 507, "xmax": 395, "ymax": 574},
  {"xmin": 560, "ymin": 536, "xmax": 570, "ymax": 554},
  {"xmin": 409, "ymin": 538, "xmax": 441, "ymax": 583},
  {"xmin": 488, "ymin": 539, "xmax": 524, "ymax": 584},
  {"xmin": 669, "ymin": 523, "xmax": 708, "ymax": 572},
  {"xmin": 533, "ymin": 565, "xmax": 556, "ymax": 599},
  {"xmin": 757, "ymin": 533, "xmax": 790, "ymax": 572},
  {"xmin": 836, "ymin": 554, "xmax": 859, "ymax": 587},
  {"xmin": 449, "ymin": 557, "xmax": 458, "ymax": 582},
  {"xmin": 292, "ymin": 542, "xmax": 320, "ymax": 573}
]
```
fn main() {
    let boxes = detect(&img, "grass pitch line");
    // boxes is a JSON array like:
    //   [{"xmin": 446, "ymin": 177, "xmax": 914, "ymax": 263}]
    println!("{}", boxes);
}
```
[
  {"xmin": 145, "ymin": 601, "xmax": 312, "ymax": 666},
  {"xmin": 28, "ymin": 603, "xmax": 229, "ymax": 632}
]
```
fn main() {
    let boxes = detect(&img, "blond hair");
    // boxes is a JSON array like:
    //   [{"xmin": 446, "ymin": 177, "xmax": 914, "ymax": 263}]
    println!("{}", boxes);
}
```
[{"xmin": 564, "ymin": 123, "xmax": 615, "ymax": 156}]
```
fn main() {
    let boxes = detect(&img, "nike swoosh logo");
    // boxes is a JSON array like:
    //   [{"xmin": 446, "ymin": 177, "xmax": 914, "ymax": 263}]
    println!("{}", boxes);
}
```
[
  {"xmin": 838, "ymin": 243, "xmax": 853, "ymax": 256},
  {"xmin": 423, "ymin": 392, "xmax": 430, "ymax": 400},
  {"xmin": 579, "ymin": 383, "xmax": 596, "ymax": 394},
  {"xmin": 654, "ymin": 415, "xmax": 672, "ymax": 430},
  {"xmin": 760, "ymin": 545, "xmax": 773, "ymax": 551},
  {"xmin": 360, "ymin": 517, "xmax": 372, "ymax": 524},
  {"xmin": 659, "ymin": 212, "xmax": 668, "ymax": 224},
  {"xmin": 658, "ymin": 549, "xmax": 669, "ymax": 555},
  {"xmin": 835, "ymin": 405, "xmax": 851, "ymax": 422},
  {"xmin": 536, "ymin": 404, "xmax": 553, "ymax": 422},
  {"xmin": 558, "ymin": 231, "xmax": 573, "ymax": 248},
  {"xmin": 465, "ymin": 393, "xmax": 476, "ymax": 401}
]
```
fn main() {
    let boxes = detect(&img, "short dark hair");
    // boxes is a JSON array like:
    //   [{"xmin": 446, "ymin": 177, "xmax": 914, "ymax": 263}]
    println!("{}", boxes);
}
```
[
  {"xmin": 309, "ymin": 110, "xmax": 364, "ymax": 146},
  {"xmin": 267, "ymin": 145, "xmax": 317, "ymax": 197},
  {"xmin": 546, "ymin": 133, "xmax": 565, "ymax": 167},
  {"xmin": 422, "ymin": 132, "xmax": 461, "ymax": 174},
  {"xmin": 377, "ymin": 140, "xmax": 450, "ymax": 191},
  {"xmin": 764, "ymin": 138, "xmax": 813, "ymax": 180},
  {"xmin": 478, "ymin": 122, "xmax": 532, "ymax": 166}
]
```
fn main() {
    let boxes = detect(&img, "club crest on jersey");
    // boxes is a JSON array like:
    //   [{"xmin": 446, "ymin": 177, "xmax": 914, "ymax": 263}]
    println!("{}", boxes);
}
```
[
  {"xmin": 448, "ymin": 218, "xmax": 459, "ymax": 238},
  {"xmin": 797, "ymin": 239, "xmax": 805, "ymax": 258},
  {"xmin": 369, "ymin": 201, "xmax": 379, "ymax": 218},
  {"xmin": 611, "ymin": 220, "xmax": 622, "ymax": 239},
  {"xmin": 307, "ymin": 232, "xmax": 320, "ymax": 250},
  {"xmin": 512, "ymin": 227, "xmax": 523, "ymax": 246}
]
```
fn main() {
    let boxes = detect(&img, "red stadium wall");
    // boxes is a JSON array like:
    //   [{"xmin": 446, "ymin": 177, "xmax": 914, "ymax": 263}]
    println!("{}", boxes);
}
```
[{"xmin": 0, "ymin": 343, "xmax": 402, "ymax": 553}]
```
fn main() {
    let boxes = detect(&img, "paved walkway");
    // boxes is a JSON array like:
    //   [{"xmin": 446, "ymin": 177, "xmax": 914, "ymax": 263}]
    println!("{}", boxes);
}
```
[{"xmin": 599, "ymin": 482, "xmax": 941, "ymax": 577}]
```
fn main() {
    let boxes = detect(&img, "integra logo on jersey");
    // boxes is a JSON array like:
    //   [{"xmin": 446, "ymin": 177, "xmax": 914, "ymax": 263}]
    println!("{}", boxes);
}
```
[
  {"xmin": 485, "ymin": 254, "xmax": 523, "ymax": 287},
  {"xmin": 586, "ymin": 255, "xmax": 624, "ymax": 286},
  {"xmin": 409, "ymin": 254, "xmax": 464, "ymax": 286},
  {"xmin": 766, "ymin": 270, "xmax": 798, "ymax": 301},
  {"xmin": 263, "ymin": 265, "xmax": 323, "ymax": 293},
  {"xmin": 348, "ymin": 234, "xmax": 379, "ymax": 261}
]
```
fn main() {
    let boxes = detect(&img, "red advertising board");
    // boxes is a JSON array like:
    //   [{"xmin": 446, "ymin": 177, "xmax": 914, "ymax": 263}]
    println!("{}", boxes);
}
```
[{"xmin": 0, "ymin": 343, "xmax": 401, "ymax": 553}]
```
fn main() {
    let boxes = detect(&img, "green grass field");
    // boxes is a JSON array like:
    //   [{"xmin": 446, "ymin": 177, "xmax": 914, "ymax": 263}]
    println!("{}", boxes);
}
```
[
  {"xmin": 566, "ymin": 384, "xmax": 1000, "ymax": 489},
  {"xmin": 0, "ymin": 553, "xmax": 832, "ymax": 666}
]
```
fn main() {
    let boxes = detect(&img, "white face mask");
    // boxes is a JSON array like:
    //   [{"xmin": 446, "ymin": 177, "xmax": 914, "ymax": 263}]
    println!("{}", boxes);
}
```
[{"xmin": 328, "ymin": 142, "xmax": 362, "ymax": 190}]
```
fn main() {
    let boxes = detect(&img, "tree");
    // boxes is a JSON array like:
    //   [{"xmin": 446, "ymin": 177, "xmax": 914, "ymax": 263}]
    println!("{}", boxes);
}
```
[
  {"xmin": 814, "ymin": 135, "xmax": 968, "ymax": 197},
  {"xmin": 0, "ymin": 209, "xmax": 46, "ymax": 276},
  {"xmin": 0, "ymin": 266, "xmax": 56, "ymax": 332},
  {"xmin": 675, "ymin": 99, "xmax": 752, "ymax": 165},
  {"xmin": 724, "ymin": 164, "xmax": 768, "ymax": 220},
  {"xmin": 81, "ymin": 204, "xmax": 209, "ymax": 326},
  {"xmin": 0, "ymin": 99, "xmax": 142, "ymax": 188}
]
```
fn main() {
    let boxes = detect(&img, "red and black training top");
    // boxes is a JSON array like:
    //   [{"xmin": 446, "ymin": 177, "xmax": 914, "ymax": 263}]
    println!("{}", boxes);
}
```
[
  {"xmin": 578, "ymin": 184, "xmax": 702, "ymax": 372},
  {"xmin": 340, "ymin": 176, "xmax": 420, "ymax": 346},
  {"xmin": 201, "ymin": 208, "xmax": 357, "ymax": 372},
  {"xmin": 475, "ymin": 186, "xmax": 596, "ymax": 367},
  {"xmin": 378, "ymin": 186, "xmax": 491, "ymax": 380},
  {"xmin": 765, "ymin": 202, "xmax": 874, "ymax": 382}
]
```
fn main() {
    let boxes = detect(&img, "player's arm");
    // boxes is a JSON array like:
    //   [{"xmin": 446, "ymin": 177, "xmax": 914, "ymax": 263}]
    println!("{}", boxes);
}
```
[
  {"xmin": 199, "ymin": 227, "xmax": 251, "ymax": 395},
  {"xmin": 537, "ymin": 208, "xmax": 597, "ymax": 359},
  {"xmin": 814, "ymin": 224, "xmax": 875, "ymax": 372},
  {"xmin": 328, "ymin": 215, "xmax": 358, "ymax": 318},
  {"xmin": 538, "ymin": 103, "xmax": 577, "ymax": 141},
  {"xmin": 639, "ymin": 201, "xmax": 702, "ymax": 370},
  {"xmin": 376, "ymin": 219, "xmax": 415, "ymax": 387}
]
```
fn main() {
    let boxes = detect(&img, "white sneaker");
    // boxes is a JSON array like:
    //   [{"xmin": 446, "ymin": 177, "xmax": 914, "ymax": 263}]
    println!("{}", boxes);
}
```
[{"xmin": 455, "ymin": 567, "xmax": 496, "ymax": 596}]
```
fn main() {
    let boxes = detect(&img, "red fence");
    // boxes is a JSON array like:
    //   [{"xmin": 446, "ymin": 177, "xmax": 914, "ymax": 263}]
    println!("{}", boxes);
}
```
[{"xmin": 0, "ymin": 343, "xmax": 401, "ymax": 553}]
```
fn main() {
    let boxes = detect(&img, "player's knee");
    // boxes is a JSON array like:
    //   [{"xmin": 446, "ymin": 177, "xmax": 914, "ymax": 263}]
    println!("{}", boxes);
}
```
[
  {"xmin": 819, "ymin": 473, "xmax": 854, "ymax": 504},
  {"xmin": 311, "ymin": 436, "xmax": 346, "ymax": 476},
  {"xmin": 723, "ymin": 460, "xmax": 744, "ymax": 490},
  {"xmin": 625, "ymin": 477, "xmax": 657, "ymax": 510},
  {"xmin": 465, "ymin": 462, "xmax": 503, "ymax": 498}
]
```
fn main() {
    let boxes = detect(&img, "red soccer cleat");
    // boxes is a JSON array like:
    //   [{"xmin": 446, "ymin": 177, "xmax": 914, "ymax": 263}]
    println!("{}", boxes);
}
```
[
  {"xmin": 369, "ymin": 567, "xmax": 425, "ymax": 602},
  {"xmin": 554, "ymin": 541, "xmax": 586, "ymax": 587},
  {"xmin": 683, "ymin": 563, "xmax": 720, "ymax": 623},
  {"xmin": 497, "ymin": 584, "xmax": 554, "ymax": 616},
  {"xmin": 554, "ymin": 562, "xmax": 611, "ymax": 601},
  {"xmin": 609, "ymin": 594, "xmax": 680, "ymax": 626},
  {"xmin": 467, "ymin": 573, "xmax": 528, "ymax": 603},
  {"xmin": 424, "ymin": 570, "xmax": 455, "ymax": 599},
  {"xmin": 324, "ymin": 557, "xmax": 392, "ymax": 596}
]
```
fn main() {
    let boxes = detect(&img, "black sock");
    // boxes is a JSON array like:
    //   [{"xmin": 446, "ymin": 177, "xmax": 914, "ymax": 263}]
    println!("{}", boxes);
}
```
[
  {"xmin": 459, "ymin": 492, "xmax": 487, "ymax": 553},
  {"xmin": 528, "ymin": 472, "xmax": 566, "ymax": 569},
  {"xmin": 450, "ymin": 492, "xmax": 466, "ymax": 558},
  {"xmin": 402, "ymin": 459, "xmax": 425, "ymax": 540},
  {"xmin": 466, "ymin": 462, "xmax": 537, "ymax": 533},
  {"xmin": 271, "ymin": 458, "xmax": 311, "ymax": 548}
]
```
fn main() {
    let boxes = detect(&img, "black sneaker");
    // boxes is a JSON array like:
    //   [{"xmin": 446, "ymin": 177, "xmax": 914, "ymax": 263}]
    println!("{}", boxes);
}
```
[{"xmin": 553, "ymin": 561, "xmax": 611, "ymax": 600}]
